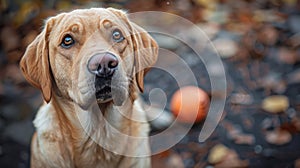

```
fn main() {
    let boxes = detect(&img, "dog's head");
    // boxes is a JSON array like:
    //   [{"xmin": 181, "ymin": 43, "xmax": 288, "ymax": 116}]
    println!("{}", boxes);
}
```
[{"xmin": 20, "ymin": 8, "xmax": 158, "ymax": 108}]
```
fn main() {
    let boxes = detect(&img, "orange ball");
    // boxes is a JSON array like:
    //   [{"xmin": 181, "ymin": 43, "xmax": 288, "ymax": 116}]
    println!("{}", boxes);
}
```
[{"xmin": 170, "ymin": 86, "xmax": 209, "ymax": 123}]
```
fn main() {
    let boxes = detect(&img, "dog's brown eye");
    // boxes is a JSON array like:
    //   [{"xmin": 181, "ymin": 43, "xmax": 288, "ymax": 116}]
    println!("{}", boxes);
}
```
[
  {"xmin": 61, "ymin": 35, "xmax": 75, "ymax": 48},
  {"xmin": 112, "ymin": 29, "xmax": 124, "ymax": 43}
]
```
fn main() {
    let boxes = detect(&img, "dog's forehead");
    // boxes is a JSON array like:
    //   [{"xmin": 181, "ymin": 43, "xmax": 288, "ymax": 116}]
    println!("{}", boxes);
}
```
[
  {"xmin": 57, "ymin": 8, "xmax": 124, "ymax": 28},
  {"xmin": 69, "ymin": 8, "xmax": 113, "ymax": 19}
]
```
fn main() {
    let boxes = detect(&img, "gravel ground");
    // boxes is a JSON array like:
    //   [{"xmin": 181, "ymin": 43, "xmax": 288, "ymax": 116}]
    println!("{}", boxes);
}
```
[{"xmin": 1, "ymin": 0, "xmax": 300, "ymax": 168}]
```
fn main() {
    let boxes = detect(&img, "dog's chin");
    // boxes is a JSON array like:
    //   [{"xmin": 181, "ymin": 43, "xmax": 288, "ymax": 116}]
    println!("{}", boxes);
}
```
[
  {"xmin": 95, "ymin": 75, "xmax": 129, "ymax": 106},
  {"xmin": 95, "ymin": 86, "xmax": 127, "ymax": 106}
]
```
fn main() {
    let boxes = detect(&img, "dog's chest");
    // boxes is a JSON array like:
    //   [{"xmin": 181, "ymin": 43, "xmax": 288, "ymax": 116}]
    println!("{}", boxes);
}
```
[{"xmin": 74, "ymin": 145, "xmax": 119, "ymax": 167}]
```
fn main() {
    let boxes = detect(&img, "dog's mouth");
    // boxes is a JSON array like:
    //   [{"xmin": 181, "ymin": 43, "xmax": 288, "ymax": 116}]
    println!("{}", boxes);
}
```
[
  {"xmin": 95, "ymin": 77, "xmax": 113, "ymax": 103},
  {"xmin": 96, "ymin": 85, "xmax": 112, "ymax": 103},
  {"xmin": 94, "ymin": 74, "xmax": 129, "ymax": 106}
]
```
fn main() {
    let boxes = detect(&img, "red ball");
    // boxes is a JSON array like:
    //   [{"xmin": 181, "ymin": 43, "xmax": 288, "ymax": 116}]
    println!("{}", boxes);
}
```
[{"xmin": 170, "ymin": 86, "xmax": 209, "ymax": 123}]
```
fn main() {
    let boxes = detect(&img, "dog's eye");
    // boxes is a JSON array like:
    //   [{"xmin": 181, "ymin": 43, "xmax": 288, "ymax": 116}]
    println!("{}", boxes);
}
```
[
  {"xmin": 112, "ymin": 29, "xmax": 124, "ymax": 43},
  {"xmin": 61, "ymin": 35, "xmax": 75, "ymax": 48}
]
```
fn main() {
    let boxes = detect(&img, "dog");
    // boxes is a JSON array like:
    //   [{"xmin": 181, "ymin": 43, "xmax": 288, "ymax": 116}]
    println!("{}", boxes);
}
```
[{"xmin": 20, "ymin": 8, "xmax": 158, "ymax": 168}]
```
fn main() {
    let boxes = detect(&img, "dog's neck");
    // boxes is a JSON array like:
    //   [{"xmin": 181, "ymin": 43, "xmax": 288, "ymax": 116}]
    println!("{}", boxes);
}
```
[
  {"xmin": 49, "ymin": 94, "xmax": 140, "ymax": 155},
  {"xmin": 51, "ymin": 94, "xmax": 134, "ymax": 134}
]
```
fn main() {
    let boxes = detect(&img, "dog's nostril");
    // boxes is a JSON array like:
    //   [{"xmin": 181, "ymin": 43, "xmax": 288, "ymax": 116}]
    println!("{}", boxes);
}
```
[
  {"xmin": 108, "ymin": 60, "xmax": 118, "ymax": 69},
  {"xmin": 97, "ymin": 65, "xmax": 102, "ymax": 71}
]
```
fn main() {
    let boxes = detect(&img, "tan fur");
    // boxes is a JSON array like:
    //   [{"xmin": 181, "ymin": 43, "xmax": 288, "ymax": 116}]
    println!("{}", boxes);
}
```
[{"xmin": 20, "ymin": 8, "xmax": 158, "ymax": 168}]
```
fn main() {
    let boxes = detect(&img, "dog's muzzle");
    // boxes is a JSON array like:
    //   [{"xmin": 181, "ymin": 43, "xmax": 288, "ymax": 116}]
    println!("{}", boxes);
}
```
[{"xmin": 88, "ymin": 52, "xmax": 119, "ymax": 103}]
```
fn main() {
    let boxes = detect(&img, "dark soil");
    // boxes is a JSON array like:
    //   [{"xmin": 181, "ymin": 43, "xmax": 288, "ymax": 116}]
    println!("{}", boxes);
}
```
[{"xmin": 1, "ymin": 0, "xmax": 300, "ymax": 168}]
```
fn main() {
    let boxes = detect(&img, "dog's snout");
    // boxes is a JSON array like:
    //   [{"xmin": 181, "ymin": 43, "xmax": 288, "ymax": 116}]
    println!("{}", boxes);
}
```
[{"xmin": 88, "ymin": 53, "xmax": 119, "ymax": 77}]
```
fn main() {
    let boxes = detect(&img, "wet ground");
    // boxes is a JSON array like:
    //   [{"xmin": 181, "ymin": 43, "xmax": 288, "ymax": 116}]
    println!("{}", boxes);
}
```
[{"xmin": 1, "ymin": 0, "xmax": 300, "ymax": 168}]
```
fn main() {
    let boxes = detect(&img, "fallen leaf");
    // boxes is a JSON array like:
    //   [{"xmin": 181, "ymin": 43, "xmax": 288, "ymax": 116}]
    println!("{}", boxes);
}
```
[
  {"xmin": 265, "ymin": 128, "xmax": 292, "ymax": 145},
  {"xmin": 233, "ymin": 134, "xmax": 256, "ymax": 145},
  {"xmin": 230, "ymin": 93, "xmax": 253, "ymax": 105},
  {"xmin": 278, "ymin": 47, "xmax": 297, "ymax": 65},
  {"xmin": 224, "ymin": 121, "xmax": 255, "ymax": 145},
  {"xmin": 151, "ymin": 150, "xmax": 171, "ymax": 168},
  {"xmin": 258, "ymin": 25, "xmax": 278, "ymax": 46},
  {"xmin": 213, "ymin": 38, "xmax": 238, "ymax": 58},
  {"xmin": 291, "ymin": 117, "xmax": 300, "ymax": 132},
  {"xmin": 214, "ymin": 149, "xmax": 249, "ymax": 168},
  {"xmin": 262, "ymin": 95, "xmax": 289, "ymax": 114},
  {"xmin": 208, "ymin": 144, "xmax": 229, "ymax": 164},
  {"xmin": 166, "ymin": 153, "xmax": 185, "ymax": 168},
  {"xmin": 295, "ymin": 158, "xmax": 300, "ymax": 168}
]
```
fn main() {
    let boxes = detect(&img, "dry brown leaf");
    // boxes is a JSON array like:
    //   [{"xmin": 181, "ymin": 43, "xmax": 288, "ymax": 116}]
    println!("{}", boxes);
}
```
[
  {"xmin": 214, "ymin": 149, "xmax": 249, "ymax": 168},
  {"xmin": 208, "ymin": 144, "xmax": 229, "ymax": 164},
  {"xmin": 258, "ymin": 25, "xmax": 278, "ymax": 46},
  {"xmin": 233, "ymin": 134, "xmax": 255, "ymax": 145},
  {"xmin": 278, "ymin": 47, "xmax": 297, "ymax": 65},
  {"xmin": 213, "ymin": 38, "xmax": 238, "ymax": 58},
  {"xmin": 295, "ymin": 158, "xmax": 300, "ymax": 168},
  {"xmin": 166, "ymin": 153, "xmax": 185, "ymax": 168},
  {"xmin": 265, "ymin": 128, "xmax": 292, "ymax": 145},
  {"xmin": 262, "ymin": 95, "xmax": 289, "ymax": 114}
]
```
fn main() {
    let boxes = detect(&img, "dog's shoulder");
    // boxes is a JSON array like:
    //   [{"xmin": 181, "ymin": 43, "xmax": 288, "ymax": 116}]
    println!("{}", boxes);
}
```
[
  {"xmin": 34, "ymin": 102, "xmax": 63, "ymax": 141},
  {"xmin": 32, "ymin": 103, "xmax": 73, "ymax": 167}
]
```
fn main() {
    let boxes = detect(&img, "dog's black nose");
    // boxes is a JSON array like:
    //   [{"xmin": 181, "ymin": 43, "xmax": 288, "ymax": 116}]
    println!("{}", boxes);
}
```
[{"xmin": 88, "ymin": 52, "xmax": 119, "ymax": 77}]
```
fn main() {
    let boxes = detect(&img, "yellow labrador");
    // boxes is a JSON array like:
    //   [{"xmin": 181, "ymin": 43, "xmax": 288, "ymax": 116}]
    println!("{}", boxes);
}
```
[{"xmin": 20, "ymin": 8, "xmax": 158, "ymax": 168}]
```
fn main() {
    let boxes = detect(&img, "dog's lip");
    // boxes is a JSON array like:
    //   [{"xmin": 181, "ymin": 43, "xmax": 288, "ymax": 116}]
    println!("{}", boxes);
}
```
[{"xmin": 97, "ymin": 97, "xmax": 113, "ymax": 103}]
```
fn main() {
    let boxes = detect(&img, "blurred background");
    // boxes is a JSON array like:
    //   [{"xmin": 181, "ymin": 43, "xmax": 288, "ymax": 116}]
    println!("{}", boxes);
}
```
[{"xmin": 1, "ymin": 0, "xmax": 300, "ymax": 168}]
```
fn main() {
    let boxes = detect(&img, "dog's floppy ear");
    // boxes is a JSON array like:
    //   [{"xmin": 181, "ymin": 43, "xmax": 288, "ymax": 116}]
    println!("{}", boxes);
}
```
[
  {"xmin": 20, "ymin": 18, "xmax": 54, "ymax": 103},
  {"xmin": 130, "ymin": 22, "xmax": 158, "ymax": 92}
]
